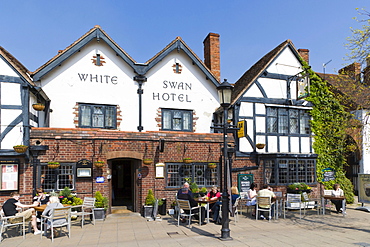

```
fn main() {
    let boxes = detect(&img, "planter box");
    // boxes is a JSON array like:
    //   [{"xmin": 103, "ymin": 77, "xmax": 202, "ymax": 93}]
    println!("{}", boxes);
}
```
[
  {"xmin": 142, "ymin": 205, "xmax": 153, "ymax": 218},
  {"xmin": 93, "ymin": 208, "xmax": 106, "ymax": 220}
]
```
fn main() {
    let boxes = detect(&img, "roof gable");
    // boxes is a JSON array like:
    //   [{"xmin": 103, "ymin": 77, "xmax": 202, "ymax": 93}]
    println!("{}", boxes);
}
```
[
  {"xmin": 231, "ymin": 40, "xmax": 302, "ymax": 105},
  {"xmin": 32, "ymin": 25, "xmax": 137, "ymax": 81},
  {"xmin": 0, "ymin": 46, "xmax": 33, "ymax": 85}
]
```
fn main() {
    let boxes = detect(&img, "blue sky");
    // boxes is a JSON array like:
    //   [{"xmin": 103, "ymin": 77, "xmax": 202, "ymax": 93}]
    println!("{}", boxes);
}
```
[{"xmin": 0, "ymin": 1, "xmax": 368, "ymax": 83}]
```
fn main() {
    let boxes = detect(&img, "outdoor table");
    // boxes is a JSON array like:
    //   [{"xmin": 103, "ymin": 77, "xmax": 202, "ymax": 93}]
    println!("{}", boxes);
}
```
[
  {"xmin": 273, "ymin": 196, "xmax": 283, "ymax": 219},
  {"xmin": 194, "ymin": 198, "xmax": 217, "ymax": 223},
  {"xmin": 321, "ymin": 196, "xmax": 346, "ymax": 216},
  {"xmin": 33, "ymin": 204, "xmax": 69, "ymax": 212}
]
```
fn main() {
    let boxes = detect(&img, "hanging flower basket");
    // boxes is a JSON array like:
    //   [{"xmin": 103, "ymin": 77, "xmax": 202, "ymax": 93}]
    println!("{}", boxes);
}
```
[
  {"xmin": 143, "ymin": 159, "xmax": 153, "ymax": 165},
  {"xmin": 208, "ymin": 163, "xmax": 217, "ymax": 169},
  {"xmin": 256, "ymin": 143, "xmax": 265, "ymax": 149},
  {"xmin": 13, "ymin": 145, "xmax": 28, "ymax": 153},
  {"xmin": 183, "ymin": 158, "xmax": 193, "ymax": 164},
  {"xmin": 94, "ymin": 161, "xmax": 105, "ymax": 168},
  {"xmin": 32, "ymin": 103, "xmax": 45, "ymax": 111},
  {"xmin": 47, "ymin": 162, "xmax": 60, "ymax": 169}
]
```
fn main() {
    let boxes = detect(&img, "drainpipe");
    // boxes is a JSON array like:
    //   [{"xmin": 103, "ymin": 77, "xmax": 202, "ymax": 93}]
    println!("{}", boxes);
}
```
[{"xmin": 133, "ymin": 75, "xmax": 147, "ymax": 132}]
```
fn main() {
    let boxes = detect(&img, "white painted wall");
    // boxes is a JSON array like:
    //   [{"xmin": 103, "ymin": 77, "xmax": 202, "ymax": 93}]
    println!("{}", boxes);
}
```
[{"xmin": 37, "ymin": 40, "xmax": 219, "ymax": 133}]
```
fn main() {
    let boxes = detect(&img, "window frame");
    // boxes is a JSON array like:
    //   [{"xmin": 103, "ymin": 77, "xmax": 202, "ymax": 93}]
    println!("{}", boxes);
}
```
[
  {"xmin": 263, "ymin": 158, "xmax": 316, "ymax": 186},
  {"xmin": 78, "ymin": 103, "xmax": 117, "ymax": 129},
  {"xmin": 37, "ymin": 163, "xmax": 75, "ymax": 191},
  {"xmin": 161, "ymin": 108, "xmax": 193, "ymax": 132},
  {"xmin": 165, "ymin": 162, "xmax": 219, "ymax": 188}
]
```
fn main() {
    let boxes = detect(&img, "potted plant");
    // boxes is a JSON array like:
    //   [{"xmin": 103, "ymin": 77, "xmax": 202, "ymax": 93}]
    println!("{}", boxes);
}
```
[
  {"xmin": 143, "ymin": 158, "xmax": 153, "ymax": 165},
  {"xmin": 256, "ymin": 143, "xmax": 266, "ymax": 149},
  {"xmin": 199, "ymin": 187, "xmax": 208, "ymax": 197},
  {"xmin": 190, "ymin": 182, "xmax": 200, "ymax": 198},
  {"xmin": 287, "ymin": 182, "xmax": 312, "ymax": 194},
  {"xmin": 94, "ymin": 160, "xmax": 105, "ymax": 168},
  {"xmin": 47, "ymin": 161, "xmax": 60, "ymax": 169},
  {"xmin": 183, "ymin": 158, "xmax": 193, "ymax": 164},
  {"xmin": 143, "ymin": 189, "xmax": 156, "ymax": 218},
  {"xmin": 13, "ymin": 145, "xmax": 28, "ymax": 153},
  {"xmin": 94, "ymin": 191, "xmax": 108, "ymax": 220},
  {"xmin": 208, "ymin": 163, "xmax": 217, "ymax": 169},
  {"xmin": 32, "ymin": 103, "xmax": 45, "ymax": 111}
]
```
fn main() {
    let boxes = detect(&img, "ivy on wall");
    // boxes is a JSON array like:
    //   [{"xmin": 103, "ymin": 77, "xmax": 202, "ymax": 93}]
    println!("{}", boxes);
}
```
[{"xmin": 303, "ymin": 61, "xmax": 355, "ymax": 204}]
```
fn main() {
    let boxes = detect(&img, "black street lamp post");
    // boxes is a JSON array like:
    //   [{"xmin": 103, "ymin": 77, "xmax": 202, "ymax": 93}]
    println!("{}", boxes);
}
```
[{"xmin": 217, "ymin": 79, "xmax": 233, "ymax": 241}]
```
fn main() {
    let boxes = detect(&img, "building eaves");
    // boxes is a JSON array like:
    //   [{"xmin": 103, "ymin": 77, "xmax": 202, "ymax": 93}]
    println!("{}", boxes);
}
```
[
  {"xmin": 31, "ymin": 25, "xmax": 137, "ymax": 81},
  {"xmin": 0, "ymin": 46, "xmax": 34, "ymax": 85},
  {"xmin": 231, "ymin": 40, "xmax": 292, "ymax": 106},
  {"xmin": 144, "ymin": 36, "xmax": 220, "ymax": 87}
]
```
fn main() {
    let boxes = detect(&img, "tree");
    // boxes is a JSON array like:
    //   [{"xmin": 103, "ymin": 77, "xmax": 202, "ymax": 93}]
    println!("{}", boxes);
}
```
[{"xmin": 345, "ymin": 8, "xmax": 370, "ymax": 66}]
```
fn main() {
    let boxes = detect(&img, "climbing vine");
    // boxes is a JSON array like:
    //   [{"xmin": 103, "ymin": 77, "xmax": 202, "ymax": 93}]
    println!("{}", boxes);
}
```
[{"xmin": 303, "ymin": 61, "xmax": 355, "ymax": 204}]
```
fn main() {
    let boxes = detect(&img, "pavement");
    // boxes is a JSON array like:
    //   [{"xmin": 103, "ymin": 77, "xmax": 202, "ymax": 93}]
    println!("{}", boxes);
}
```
[{"xmin": 2, "ymin": 204, "xmax": 370, "ymax": 247}]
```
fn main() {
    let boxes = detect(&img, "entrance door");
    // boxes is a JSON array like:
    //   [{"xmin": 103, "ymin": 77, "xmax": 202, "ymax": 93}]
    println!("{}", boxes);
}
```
[{"xmin": 111, "ymin": 159, "xmax": 136, "ymax": 210}]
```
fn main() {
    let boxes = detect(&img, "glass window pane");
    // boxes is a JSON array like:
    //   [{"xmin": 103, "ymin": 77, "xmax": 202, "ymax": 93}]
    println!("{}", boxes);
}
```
[
  {"xmin": 290, "ymin": 109, "xmax": 299, "ymax": 133},
  {"xmin": 300, "ymin": 111, "xmax": 310, "ymax": 134},
  {"xmin": 92, "ymin": 107, "xmax": 104, "ymax": 127},
  {"xmin": 80, "ymin": 105, "xmax": 91, "ymax": 126},
  {"xmin": 163, "ymin": 110, "xmax": 171, "ymax": 129},
  {"xmin": 267, "ymin": 108, "xmax": 277, "ymax": 133},
  {"xmin": 173, "ymin": 111, "xmax": 182, "ymax": 130},
  {"xmin": 105, "ymin": 107, "xmax": 115, "ymax": 127},
  {"xmin": 183, "ymin": 111, "xmax": 191, "ymax": 130}
]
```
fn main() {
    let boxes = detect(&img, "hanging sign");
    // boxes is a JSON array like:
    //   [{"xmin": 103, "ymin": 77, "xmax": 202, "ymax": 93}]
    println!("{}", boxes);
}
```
[
  {"xmin": 322, "ymin": 168, "xmax": 335, "ymax": 182},
  {"xmin": 237, "ymin": 120, "xmax": 247, "ymax": 138},
  {"xmin": 237, "ymin": 174, "xmax": 253, "ymax": 199}
]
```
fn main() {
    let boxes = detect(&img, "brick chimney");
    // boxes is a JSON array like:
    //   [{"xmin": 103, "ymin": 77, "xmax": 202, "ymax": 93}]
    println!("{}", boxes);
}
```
[
  {"xmin": 338, "ymin": 62, "xmax": 361, "ymax": 82},
  {"xmin": 203, "ymin": 33, "xmax": 220, "ymax": 81},
  {"xmin": 298, "ymin": 49, "xmax": 309, "ymax": 64}
]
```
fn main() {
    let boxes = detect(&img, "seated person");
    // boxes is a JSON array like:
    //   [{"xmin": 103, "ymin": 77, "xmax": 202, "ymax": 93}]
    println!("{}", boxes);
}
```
[
  {"xmin": 177, "ymin": 182, "xmax": 193, "ymax": 198},
  {"xmin": 177, "ymin": 186, "xmax": 206, "ymax": 225},
  {"xmin": 42, "ymin": 196, "xmax": 66, "ymax": 238},
  {"xmin": 2, "ymin": 191, "xmax": 43, "ymax": 235},
  {"xmin": 256, "ymin": 184, "xmax": 276, "ymax": 220},
  {"xmin": 210, "ymin": 186, "xmax": 239, "ymax": 224},
  {"xmin": 207, "ymin": 186, "xmax": 221, "ymax": 201},
  {"xmin": 33, "ymin": 187, "xmax": 50, "ymax": 220},
  {"xmin": 246, "ymin": 183, "xmax": 258, "ymax": 216},
  {"xmin": 330, "ymin": 183, "xmax": 345, "ymax": 213}
]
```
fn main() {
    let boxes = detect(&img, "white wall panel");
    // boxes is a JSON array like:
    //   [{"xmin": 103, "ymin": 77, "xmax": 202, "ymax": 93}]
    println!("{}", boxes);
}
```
[
  {"xmin": 1, "ymin": 82, "xmax": 21, "ymax": 105},
  {"xmin": 290, "ymin": 137, "xmax": 300, "ymax": 153},
  {"xmin": 239, "ymin": 102, "xmax": 253, "ymax": 117},
  {"xmin": 258, "ymin": 78, "xmax": 286, "ymax": 99},
  {"xmin": 243, "ymin": 83, "xmax": 263, "ymax": 97},
  {"xmin": 239, "ymin": 137, "xmax": 253, "ymax": 152},
  {"xmin": 300, "ymin": 137, "xmax": 311, "ymax": 153},
  {"xmin": 267, "ymin": 136, "xmax": 278, "ymax": 153},
  {"xmin": 255, "ymin": 116, "xmax": 265, "ymax": 133},
  {"xmin": 2, "ymin": 123, "xmax": 23, "ymax": 149},
  {"xmin": 255, "ymin": 103, "xmax": 265, "ymax": 115},
  {"xmin": 0, "ymin": 58, "xmax": 18, "ymax": 77},
  {"xmin": 266, "ymin": 47, "xmax": 302, "ymax": 76},
  {"xmin": 280, "ymin": 136, "xmax": 289, "ymax": 153}
]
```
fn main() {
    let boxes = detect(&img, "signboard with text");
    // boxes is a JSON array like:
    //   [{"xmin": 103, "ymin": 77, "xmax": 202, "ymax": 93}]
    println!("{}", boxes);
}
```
[{"xmin": 358, "ymin": 174, "xmax": 370, "ymax": 204}]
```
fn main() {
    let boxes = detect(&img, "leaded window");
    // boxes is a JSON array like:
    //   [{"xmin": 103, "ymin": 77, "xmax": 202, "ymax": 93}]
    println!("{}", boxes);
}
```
[
  {"xmin": 166, "ymin": 162, "xmax": 219, "ymax": 188},
  {"xmin": 264, "ymin": 158, "xmax": 316, "ymax": 185},
  {"xmin": 79, "ymin": 103, "xmax": 116, "ymax": 129},
  {"xmin": 267, "ymin": 107, "xmax": 310, "ymax": 135},
  {"xmin": 162, "ymin": 109, "xmax": 192, "ymax": 131},
  {"xmin": 37, "ymin": 164, "xmax": 75, "ymax": 191}
]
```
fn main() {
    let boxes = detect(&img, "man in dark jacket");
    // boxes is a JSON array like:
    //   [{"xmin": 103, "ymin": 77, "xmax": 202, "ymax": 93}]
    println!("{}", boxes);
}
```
[{"xmin": 177, "ymin": 187, "xmax": 206, "ymax": 225}]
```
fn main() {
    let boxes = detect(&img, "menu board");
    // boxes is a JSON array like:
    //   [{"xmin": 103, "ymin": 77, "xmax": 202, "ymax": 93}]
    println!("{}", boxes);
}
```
[
  {"xmin": 237, "ymin": 174, "xmax": 253, "ymax": 199},
  {"xmin": 358, "ymin": 174, "xmax": 370, "ymax": 204},
  {"xmin": 1, "ymin": 164, "xmax": 18, "ymax": 190}
]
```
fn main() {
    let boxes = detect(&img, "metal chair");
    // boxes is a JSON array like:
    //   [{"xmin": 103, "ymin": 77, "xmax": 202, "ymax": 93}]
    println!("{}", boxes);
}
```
[
  {"xmin": 302, "ymin": 192, "xmax": 321, "ymax": 215},
  {"xmin": 41, "ymin": 206, "xmax": 71, "ymax": 242},
  {"xmin": 0, "ymin": 209, "xmax": 26, "ymax": 242},
  {"xmin": 256, "ymin": 196, "xmax": 274, "ymax": 221},
  {"xmin": 176, "ymin": 199, "xmax": 202, "ymax": 227},
  {"xmin": 284, "ymin": 193, "xmax": 303, "ymax": 219},
  {"xmin": 232, "ymin": 196, "xmax": 241, "ymax": 225},
  {"xmin": 71, "ymin": 197, "xmax": 95, "ymax": 227}
]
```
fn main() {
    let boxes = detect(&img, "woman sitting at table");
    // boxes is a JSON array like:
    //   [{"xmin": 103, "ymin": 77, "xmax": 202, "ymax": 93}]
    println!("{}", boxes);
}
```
[
  {"xmin": 331, "ymin": 183, "xmax": 345, "ymax": 213},
  {"xmin": 42, "ymin": 196, "xmax": 66, "ymax": 238},
  {"xmin": 207, "ymin": 186, "xmax": 221, "ymax": 201},
  {"xmin": 210, "ymin": 186, "xmax": 239, "ymax": 224},
  {"xmin": 33, "ymin": 187, "xmax": 50, "ymax": 221},
  {"xmin": 246, "ymin": 183, "xmax": 258, "ymax": 216}
]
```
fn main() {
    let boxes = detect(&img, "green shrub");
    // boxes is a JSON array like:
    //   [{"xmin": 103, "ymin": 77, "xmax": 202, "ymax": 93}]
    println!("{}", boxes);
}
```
[{"xmin": 94, "ymin": 191, "xmax": 109, "ymax": 209}]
